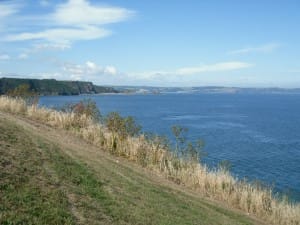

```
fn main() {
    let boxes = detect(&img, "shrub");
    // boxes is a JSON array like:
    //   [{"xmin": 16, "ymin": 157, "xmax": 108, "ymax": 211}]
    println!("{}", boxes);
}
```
[
  {"xmin": 60, "ymin": 99, "xmax": 101, "ymax": 123},
  {"xmin": 6, "ymin": 84, "xmax": 38, "ymax": 106},
  {"xmin": 105, "ymin": 112, "xmax": 141, "ymax": 153},
  {"xmin": 1, "ymin": 96, "xmax": 299, "ymax": 225},
  {"xmin": 105, "ymin": 112, "xmax": 141, "ymax": 139},
  {"xmin": 171, "ymin": 125, "xmax": 206, "ymax": 162},
  {"xmin": 171, "ymin": 125, "xmax": 188, "ymax": 156}
]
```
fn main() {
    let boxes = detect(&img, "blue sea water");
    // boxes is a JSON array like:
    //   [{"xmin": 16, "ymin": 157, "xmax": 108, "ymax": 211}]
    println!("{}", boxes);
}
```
[{"xmin": 39, "ymin": 93, "xmax": 300, "ymax": 201}]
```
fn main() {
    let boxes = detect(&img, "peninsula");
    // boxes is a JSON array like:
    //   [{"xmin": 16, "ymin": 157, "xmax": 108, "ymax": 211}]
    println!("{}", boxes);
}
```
[{"xmin": 0, "ymin": 77, "xmax": 118, "ymax": 96}]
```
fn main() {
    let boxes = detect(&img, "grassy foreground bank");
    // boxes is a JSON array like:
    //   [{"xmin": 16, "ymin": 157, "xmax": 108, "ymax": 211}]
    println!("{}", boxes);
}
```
[
  {"xmin": 0, "ymin": 110, "xmax": 259, "ymax": 224},
  {"xmin": 0, "ymin": 96, "xmax": 299, "ymax": 225}
]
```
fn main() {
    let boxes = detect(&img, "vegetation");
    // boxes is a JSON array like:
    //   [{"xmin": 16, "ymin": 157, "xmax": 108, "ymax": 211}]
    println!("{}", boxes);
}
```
[
  {"xmin": 60, "ymin": 99, "xmax": 102, "ymax": 123},
  {"xmin": 6, "ymin": 83, "xmax": 39, "ymax": 105},
  {"xmin": 105, "ymin": 112, "xmax": 141, "ymax": 154},
  {"xmin": 0, "ymin": 77, "xmax": 118, "ymax": 96},
  {"xmin": 0, "ymin": 117, "xmax": 75, "ymax": 224},
  {"xmin": 0, "ymin": 108, "xmax": 258, "ymax": 225},
  {"xmin": 171, "ymin": 125, "xmax": 206, "ymax": 162},
  {"xmin": 0, "ymin": 96, "xmax": 300, "ymax": 225}
]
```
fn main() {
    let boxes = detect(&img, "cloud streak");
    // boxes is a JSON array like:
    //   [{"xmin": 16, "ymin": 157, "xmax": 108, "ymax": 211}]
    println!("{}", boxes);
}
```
[
  {"xmin": 228, "ymin": 43, "xmax": 281, "ymax": 55},
  {"xmin": 2, "ymin": 0, "xmax": 134, "ymax": 45},
  {"xmin": 53, "ymin": 0, "xmax": 133, "ymax": 26},
  {"xmin": 0, "ymin": 2, "xmax": 20, "ymax": 18},
  {"xmin": 33, "ymin": 43, "xmax": 71, "ymax": 51},
  {"xmin": 40, "ymin": 0, "xmax": 50, "ymax": 7},
  {"xmin": 0, "ymin": 54, "xmax": 11, "ymax": 60},
  {"xmin": 124, "ymin": 61, "xmax": 253, "ymax": 86},
  {"xmin": 18, "ymin": 53, "xmax": 29, "ymax": 60},
  {"xmin": 133, "ymin": 61, "xmax": 253, "ymax": 79},
  {"xmin": 176, "ymin": 62, "xmax": 252, "ymax": 75},
  {"xmin": 5, "ymin": 26, "xmax": 111, "ymax": 43}
]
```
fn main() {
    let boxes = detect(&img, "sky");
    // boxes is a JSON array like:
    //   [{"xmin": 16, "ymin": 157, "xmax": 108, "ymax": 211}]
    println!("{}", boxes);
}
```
[{"xmin": 0, "ymin": 0, "xmax": 300, "ymax": 87}]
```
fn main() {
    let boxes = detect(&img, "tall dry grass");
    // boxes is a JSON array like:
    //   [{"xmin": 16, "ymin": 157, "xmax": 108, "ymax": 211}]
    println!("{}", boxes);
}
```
[{"xmin": 0, "ymin": 95, "xmax": 299, "ymax": 225}]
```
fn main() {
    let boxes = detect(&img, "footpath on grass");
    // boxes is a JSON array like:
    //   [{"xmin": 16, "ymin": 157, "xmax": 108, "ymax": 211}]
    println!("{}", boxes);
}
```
[{"xmin": 0, "ymin": 112, "xmax": 263, "ymax": 225}]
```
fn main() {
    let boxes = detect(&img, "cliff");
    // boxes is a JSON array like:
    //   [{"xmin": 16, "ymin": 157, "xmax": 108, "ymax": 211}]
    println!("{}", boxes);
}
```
[{"xmin": 0, "ymin": 77, "xmax": 118, "ymax": 95}]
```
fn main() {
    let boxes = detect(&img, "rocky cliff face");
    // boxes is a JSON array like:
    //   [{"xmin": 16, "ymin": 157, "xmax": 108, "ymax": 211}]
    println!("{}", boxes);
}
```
[{"xmin": 0, "ymin": 78, "xmax": 118, "ymax": 95}]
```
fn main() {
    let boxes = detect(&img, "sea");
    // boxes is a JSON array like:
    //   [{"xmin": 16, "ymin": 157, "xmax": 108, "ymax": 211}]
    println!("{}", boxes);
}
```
[{"xmin": 39, "ymin": 93, "xmax": 300, "ymax": 201}]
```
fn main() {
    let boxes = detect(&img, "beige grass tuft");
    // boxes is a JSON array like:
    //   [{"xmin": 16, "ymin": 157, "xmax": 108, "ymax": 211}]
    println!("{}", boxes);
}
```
[{"xmin": 1, "ymin": 95, "xmax": 299, "ymax": 225}]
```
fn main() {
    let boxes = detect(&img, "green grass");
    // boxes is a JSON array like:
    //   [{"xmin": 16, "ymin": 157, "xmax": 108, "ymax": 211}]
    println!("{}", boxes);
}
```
[
  {"xmin": 0, "ymin": 114, "xmax": 261, "ymax": 225},
  {"xmin": 0, "ymin": 119, "xmax": 74, "ymax": 224}
]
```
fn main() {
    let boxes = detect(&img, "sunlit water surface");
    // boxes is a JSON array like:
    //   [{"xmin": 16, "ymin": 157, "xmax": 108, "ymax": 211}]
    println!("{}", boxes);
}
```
[{"xmin": 40, "ymin": 93, "xmax": 300, "ymax": 201}]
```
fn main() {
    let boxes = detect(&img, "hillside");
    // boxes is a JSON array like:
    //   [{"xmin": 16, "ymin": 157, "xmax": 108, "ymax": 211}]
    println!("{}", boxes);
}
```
[
  {"xmin": 114, "ymin": 86, "xmax": 300, "ymax": 94},
  {"xmin": 0, "ymin": 112, "xmax": 262, "ymax": 225},
  {"xmin": 0, "ymin": 77, "xmax": 118, "ymax": 95}
]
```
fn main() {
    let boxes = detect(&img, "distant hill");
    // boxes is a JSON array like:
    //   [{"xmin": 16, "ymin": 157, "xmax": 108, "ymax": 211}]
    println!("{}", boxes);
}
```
[
  {"xmin": 115, "ymin": 86, "xmax": 300, "ymax": 94},
  {"xmin": 0, "ymin": 77, "xmax": 118, "ymax": 95}
]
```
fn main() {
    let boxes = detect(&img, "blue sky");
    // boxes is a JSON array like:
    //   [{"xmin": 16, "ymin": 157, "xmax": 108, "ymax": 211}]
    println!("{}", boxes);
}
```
[{"xmin": 0, "ymin": 0, "xmax": 300, "ymax": 87}]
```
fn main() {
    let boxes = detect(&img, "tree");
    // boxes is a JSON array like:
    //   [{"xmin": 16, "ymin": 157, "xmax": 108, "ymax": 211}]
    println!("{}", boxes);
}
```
[
  {"xmin": 171, "ymin": 125, "xmax": 188, "ymax": 156},
  {"xmin": 71, "ymin": 99, "xmax": 101, "ymax": 122},
  {"xmin": 171, "ymin": 125, "xmax": 206, "ymax": 161},
  {"xmin": 60, "ymin": 99, "xmax": 101, "ymax": 122},
  {"xmin": 105, "ymin": 112, "xmax": 141, "ymax": 152}
]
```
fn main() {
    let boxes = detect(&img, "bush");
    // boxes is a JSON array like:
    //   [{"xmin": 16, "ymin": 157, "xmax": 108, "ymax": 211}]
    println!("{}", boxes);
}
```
[
  {"xmin": 60, "ymin": 99, "xmax": 101, "ymax": 122},
  {"xmin": 1, "ymin": 96, "xmax": 300, "ymax": 225},
  {"xmin": 105, "ymin": 112, "xmax": 141, "ymax": 139},
  {"xmin": 171, "ymin": 125, "xmax": 206, "ymax": 161},
  {"xmin": 105, "ymin": 112, "xmax": 141, "ymax": 154},
  {"xmin": 6, "ymin": 84, "xmax": 38, "ymax": 105}
]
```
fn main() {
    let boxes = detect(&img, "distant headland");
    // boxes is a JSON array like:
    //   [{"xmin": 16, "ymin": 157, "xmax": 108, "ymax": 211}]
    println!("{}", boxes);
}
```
[{"xmin": 0, "ymin": 77, "xmax": 118, "ymax": 96}]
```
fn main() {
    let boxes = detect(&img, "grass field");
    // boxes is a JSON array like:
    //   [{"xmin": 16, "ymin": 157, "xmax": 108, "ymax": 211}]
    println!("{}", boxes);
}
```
[{"xmin": 0, "ymin": 112, "xmax": 263, "ymax": 225}]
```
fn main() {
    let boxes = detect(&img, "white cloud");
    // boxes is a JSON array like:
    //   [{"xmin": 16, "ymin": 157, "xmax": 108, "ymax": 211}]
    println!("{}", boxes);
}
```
[
  {"xmin": 125, "ymin": 61, "xmax": 253, "ymax": 86},
  {"xmin": 53, "ymin": 0, "xmax": 134, "ymax": 26},
  {"xmin": 40, "ymin": 0, "xmax": 50, "ymax": 7},
  {"xmin": 0, "ymin": 2, "xmax": 21, "ymax": 32},
  {"xmin": 128, "ymin": 61, "xmax": 254, "ymax": 80},
  {"xmin": 104, "ymin": 66, "xmax": 117, "ymax": 75},
  {"xmin": 18, "ymin": 43, "xmax": 71, "ymax": 59},
  {"xmin": 128, "ymin": 70, "xmax": 167, "ymax": 80},
  {"xmin": 86, "ymin": 61, "xmax": 97, "ymax": 70},
  {"xmin": 228, "ymin": 43, "xmax": 281, "ymax": 55},
  {"xmin": 3, "ymin": 0, "xmax": 134, "ymax": 44},
  {"xmin": 62, "ymin": 61, "xmax": 118, "ymax": 80},
  {"xmin": 18, "ymin": 53, "xmax": 29, "ymax": 60},
  {"xmin": 2, "ymin": 59, "xmax": 253, "ymax": 86},
  {"xmin": 5, "ymin": 26, "xmax": 111, "ymax": 43},
  {"xmin": 133, "ymin": 61, "xmax": 252, "ymax": 79},
  {"xmin": 176, "ymin": 62, "xmax": 252, "ymax": 75},
  {"xmin": 63, "ymin": 63, "xmax": 84, "ymax": 75},
  {"xmin": 0, "ymin": 54, "xmax": 10, "ymax": 60},
  {"xmin": 33, "ymin": 42, "xmax": 71, "ymax": 51},
  {"xmin": 0, "ymin": 3, "xmax": 20, "ymax": 18}
]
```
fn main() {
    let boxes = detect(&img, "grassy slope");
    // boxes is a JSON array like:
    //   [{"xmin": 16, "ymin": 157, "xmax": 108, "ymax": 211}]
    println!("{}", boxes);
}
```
[{"xmin": 0, "ymin": 113, "xmax": 263, "ymax": 225}]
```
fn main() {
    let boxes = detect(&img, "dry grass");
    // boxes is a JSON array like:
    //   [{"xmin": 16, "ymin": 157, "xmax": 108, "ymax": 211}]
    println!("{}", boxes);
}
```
[{"xmin": 1, "ymin": 95, "xmax": 299, "ymax": 225}]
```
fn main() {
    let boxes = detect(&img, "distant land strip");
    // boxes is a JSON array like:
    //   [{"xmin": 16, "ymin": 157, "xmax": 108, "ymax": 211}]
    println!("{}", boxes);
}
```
[{"xmin": 0, "ymin": 77, "xmax": 118, "ymax": 96}]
